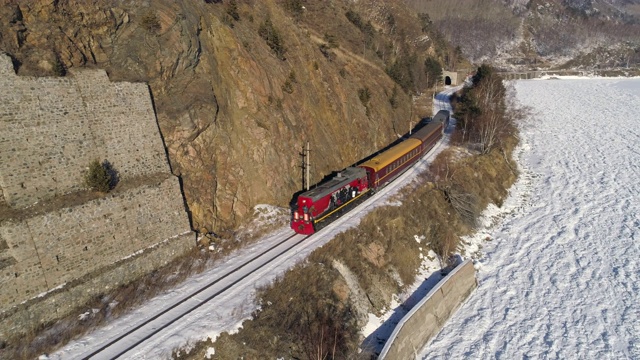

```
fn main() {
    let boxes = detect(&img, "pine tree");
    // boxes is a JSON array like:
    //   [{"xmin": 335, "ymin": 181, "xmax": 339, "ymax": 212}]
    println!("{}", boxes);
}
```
[{"xmin": 84, "ymin": 159, "xmax": 112, "ymax": 193}]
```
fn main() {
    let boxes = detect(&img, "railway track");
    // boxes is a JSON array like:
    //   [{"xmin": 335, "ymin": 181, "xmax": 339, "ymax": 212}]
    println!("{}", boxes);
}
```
[
  {"xmin": 78, "ymin": 232, "xmax": 308, "ymax": 359},
  {"xmin": 77, "ymin": 181, "xmax": 394, "ymax": 359}
]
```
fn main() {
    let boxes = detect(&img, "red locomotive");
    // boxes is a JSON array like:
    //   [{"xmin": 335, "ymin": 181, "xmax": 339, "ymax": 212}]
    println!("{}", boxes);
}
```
[
  {"xmin": 291, "ymin": 112, "xmax": 448, "ymax": 235},
  {"xmin": 291, "ymin": 167, "xmax": 369, "ymax": 234}
]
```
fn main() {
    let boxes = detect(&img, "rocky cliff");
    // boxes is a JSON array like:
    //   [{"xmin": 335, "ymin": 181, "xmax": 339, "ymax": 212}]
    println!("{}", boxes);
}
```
[{"xmin": 0, "ymin": 0, "xmax": 448, "ymax": 233}]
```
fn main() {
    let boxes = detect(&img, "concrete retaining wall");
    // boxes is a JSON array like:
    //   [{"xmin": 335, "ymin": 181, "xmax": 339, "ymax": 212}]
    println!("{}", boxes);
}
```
[{"xmin": 378, "ymin": 259, "xmax": 477, "ymax": 359}]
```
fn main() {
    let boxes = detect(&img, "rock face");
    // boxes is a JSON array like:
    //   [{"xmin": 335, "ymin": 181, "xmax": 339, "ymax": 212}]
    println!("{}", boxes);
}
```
[{"xmin": 0, "ymin": 0, "xmax": 437, "ymax": 233}]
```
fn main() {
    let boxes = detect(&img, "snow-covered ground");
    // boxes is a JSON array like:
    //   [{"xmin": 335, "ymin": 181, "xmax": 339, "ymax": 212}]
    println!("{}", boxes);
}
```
[{"xmin": 420, "ymin": 77, "xmax": 640, "ymax": 359}]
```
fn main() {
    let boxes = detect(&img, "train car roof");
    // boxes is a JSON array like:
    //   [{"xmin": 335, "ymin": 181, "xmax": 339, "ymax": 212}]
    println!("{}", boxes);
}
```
[
  {"xmin": 300, "ymin": 166, "xmax": 366, "ymax": 202},
  {"xmin": 433, "ymin": 109, "xmax": 450, "ymax": 122},
  {"xmin": 408, "ymin": 120, "xmax": 443, "ymax": 143},
  {"xmin": 358, "ymin": 138, "xmax": 422, "ymax": 172}
]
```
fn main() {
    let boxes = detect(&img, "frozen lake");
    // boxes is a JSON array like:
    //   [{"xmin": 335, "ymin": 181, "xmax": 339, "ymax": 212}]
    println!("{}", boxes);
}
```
[{"xmin": 422, "ymin": 77, "xmax": 640, "ymax": 359}]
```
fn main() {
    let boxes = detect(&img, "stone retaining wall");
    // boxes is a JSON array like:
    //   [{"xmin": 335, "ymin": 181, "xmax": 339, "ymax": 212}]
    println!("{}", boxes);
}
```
[
  {"xmin": 0, "ymin": 177, "xmax": 192, "ymax": 308},
  {"xmin": 0, "ymin": 54, "xmax": 169, "ymax": 208},
  {"xmin": 0, "ymin": 230, "xmax": 194, "ymax": 340},
  {"xmin": 0, "ymin": 53, "xmax": 196, "ymax": 341}
]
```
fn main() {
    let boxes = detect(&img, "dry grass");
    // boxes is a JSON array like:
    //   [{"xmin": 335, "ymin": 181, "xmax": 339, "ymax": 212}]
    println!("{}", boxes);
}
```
[{"xmin": 198, "ymin": 261, "xmax": 360, "ymax": 359}]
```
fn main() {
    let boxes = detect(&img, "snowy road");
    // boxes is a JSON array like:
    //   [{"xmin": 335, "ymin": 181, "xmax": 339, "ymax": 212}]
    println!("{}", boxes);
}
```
[{"xmin": 422, "ymin": 78, "xmax": 640, "ymax": 359}]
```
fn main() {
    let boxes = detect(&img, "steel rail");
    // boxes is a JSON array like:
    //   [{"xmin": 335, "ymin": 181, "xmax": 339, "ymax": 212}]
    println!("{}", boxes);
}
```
[{"xmin": 81, "ymin": 232, "xmax": 308, "ymax": 359}]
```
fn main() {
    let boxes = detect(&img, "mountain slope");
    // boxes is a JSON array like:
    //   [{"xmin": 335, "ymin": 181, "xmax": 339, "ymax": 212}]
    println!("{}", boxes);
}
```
[{"xmin": 405, "ymin": 0, "xmax": 640, "ymax": 69}]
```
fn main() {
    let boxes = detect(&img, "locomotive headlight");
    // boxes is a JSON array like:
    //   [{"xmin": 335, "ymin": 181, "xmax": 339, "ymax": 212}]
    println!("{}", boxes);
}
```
[{"xmin": 294, "ymin": 212, "xmax": 299, "ymax": 220}]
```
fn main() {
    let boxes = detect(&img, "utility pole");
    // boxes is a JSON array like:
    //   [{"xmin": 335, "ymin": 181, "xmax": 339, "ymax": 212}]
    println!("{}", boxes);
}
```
[
  {"xmin": 409, "ymin": 97, "xmax": 413, "ymax": 135},
  {"xmin": 300, "ymin": 142, "xmax": 310, "ymax": 191},
  {"xmin": 305, "ymin": 142, "xmax": 310, "ymax": 191}
]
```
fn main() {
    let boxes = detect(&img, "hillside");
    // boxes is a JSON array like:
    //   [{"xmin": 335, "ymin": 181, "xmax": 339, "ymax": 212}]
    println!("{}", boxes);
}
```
[
  {"xmin": 0, "ymin": 0, "xmax": 462, "ymax": 236},
  {"xmin": 405, "ymin": 0, "xmax": 640, "ymax": 70}
]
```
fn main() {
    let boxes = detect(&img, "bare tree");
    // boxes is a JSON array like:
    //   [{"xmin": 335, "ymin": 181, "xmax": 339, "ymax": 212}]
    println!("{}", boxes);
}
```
[
  {"xmin": 300, "ymin": 301, "xmax": 355, "ymax": 360},
  {"xmin": 430, "ymin": 155, "xmax": 480, "ymax": 228},
  {"xmin": 475, "ymin": 75, "xmax": 507, "ymax": 153},
  {"xmin": 429, "ymin": 223, "xmax": 459, "ymax": 270}
]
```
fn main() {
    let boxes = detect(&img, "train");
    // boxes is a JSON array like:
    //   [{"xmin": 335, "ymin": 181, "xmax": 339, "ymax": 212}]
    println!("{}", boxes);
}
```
[{"xmin": 291, "ymin": 110, "xmax": 450, "ymax": 234}]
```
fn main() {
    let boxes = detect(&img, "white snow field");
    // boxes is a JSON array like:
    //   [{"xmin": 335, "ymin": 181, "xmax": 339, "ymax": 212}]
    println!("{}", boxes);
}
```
[{"xmin": 421, "ymin": 77, "xmax": 640, "ymax": 359}]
